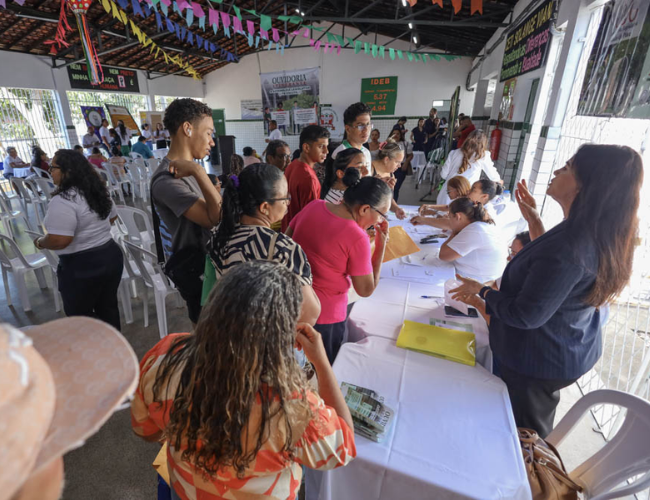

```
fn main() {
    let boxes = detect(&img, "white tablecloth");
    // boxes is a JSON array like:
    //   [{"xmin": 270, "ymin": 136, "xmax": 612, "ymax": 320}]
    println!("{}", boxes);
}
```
[
  {"xmin": 309, "ymin": 337, "xmax": 531, "ymax": 500},
  {"xmin": 13, "ymin": 167, "xmax": 32, "ymax": 178},
  {"xmin": 410, "ymin": 151, "xmax": 426, "ymax": 172}
]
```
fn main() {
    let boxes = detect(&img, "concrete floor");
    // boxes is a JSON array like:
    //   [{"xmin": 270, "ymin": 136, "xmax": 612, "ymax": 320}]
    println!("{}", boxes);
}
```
[{"xmin": 0, "ymin": 173, "xmax": 613, "ymax": 500}]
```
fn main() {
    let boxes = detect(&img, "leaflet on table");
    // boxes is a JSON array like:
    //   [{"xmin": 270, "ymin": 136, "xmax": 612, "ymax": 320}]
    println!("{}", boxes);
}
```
[{"xmin": 396, "ymin": 320, "xmax": 476, "ymax": 366}]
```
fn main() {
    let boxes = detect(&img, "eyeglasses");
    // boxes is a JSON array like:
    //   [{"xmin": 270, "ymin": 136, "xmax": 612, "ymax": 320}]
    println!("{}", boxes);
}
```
[
  {"xmin": 372, "ymin": 207, "xmax": 388, "ymax": 220},
  {"xmin": 352, "ymin": 123, "xmax": 374, "ymax": 131},
  {"xmin": 276, "ymin": 154, "xmax": 292, "ymax": 161},
  {"xmin": 268, "ymin": 195, "xmax": 291, "ymax": 205},
  {"xmin": 50, "ymin": 165, "xmax": 60, "ymax": 171}
]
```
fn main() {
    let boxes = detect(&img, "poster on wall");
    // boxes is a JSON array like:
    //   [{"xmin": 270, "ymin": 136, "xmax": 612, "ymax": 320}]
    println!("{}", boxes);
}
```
[
  {"xmin": 241, "ymin": 99, "xmax": 264, "ymax": 120},
  {"xmin": 577, "ymin": 0, "xmax": 650, "ymax": 118},
  {"xmin": 294, "ymin": 107, "xmax": 318, "ymax": 125},
  {"xmin": 319, "ymin": 105, "xmax": 344, "ymax": 139},
  {"xmin": 80, "ymin": 106, "xmax": 106, "ymax": 139},
  {"xmin": 139, "ymin": 111, "xmax": 164, "ymax": 130},
  {"xmin": 260, "ymin": 67, "xmax": 320, "ymax": 135},
  {"xmin": 68, "ymin": 64, "xmax": 140, "ymax": 92},
  {"xmin": 500, "ymin": 79, "xmax": 517, "ymax": 120},
  {"xmin": 500, "ymin": 0, "xmax": 555, "ymax": 82},
  {"xmin": 360, "ymin": 76, "xmax": 398, "ymax": 115},
  {"xmin": 106, "ymin": 104, "xmax": 141, "ymax": 136}
]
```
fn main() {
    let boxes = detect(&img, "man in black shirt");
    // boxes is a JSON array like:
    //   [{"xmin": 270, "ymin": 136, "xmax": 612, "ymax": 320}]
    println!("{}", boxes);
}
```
[{"xmin": 423, "ymin": 107, "xmax": 438, "ymax": 156}]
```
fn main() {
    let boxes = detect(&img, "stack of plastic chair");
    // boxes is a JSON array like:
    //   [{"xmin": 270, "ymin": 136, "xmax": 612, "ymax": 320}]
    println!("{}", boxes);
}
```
[
  {"xmin": 0, "ymin": 180, "xmax": 20, "ymax": 208},
  {"xmin": 123, "ymin": 240, "xmax": 180, "ymax": 339},
  {"xmin": 0, "ymin": 233, "xmax": 51, "ymax": 312},
  {"xmin": 129, "ymin": 162, "xmax": 149, "ymax": 202},
  {"xmin": 24, "ymin": 230, "xmax": 62, "ymax": 313},
  {"xmin": 10, "ymin": 177, "xmax": 47, "ymax": 228},
  {"xmin": 115, "ymin": 205, "xmax": 156, "ymax": 253},
  {"xmin": 95, "ymin": 166, "xmax": 125, "ymax": 203},
  {"xmin": 0, "ymin": 196, "xmax": 33, "ymax": 240}
]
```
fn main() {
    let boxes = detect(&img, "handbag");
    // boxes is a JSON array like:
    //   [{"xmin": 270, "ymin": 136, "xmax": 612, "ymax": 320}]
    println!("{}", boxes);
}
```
[{"xmin": 518, "ymin": 428, "xmax": 583, "ymax": 500}]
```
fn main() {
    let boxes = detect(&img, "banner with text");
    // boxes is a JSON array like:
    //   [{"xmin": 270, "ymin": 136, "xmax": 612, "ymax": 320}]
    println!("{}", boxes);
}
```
[
  {"xmin": 106, "ymin": 104, "xmax": 141, "ymax": 136},
  {"xmin": 500, "ymin": 0, "xmax": 555, "ymax": 82},
  {"xmin": 80, "ymin": 106, "xmax": 107, "ymax": 140},
  {"xmin": 261, "ymin": 67, "xmax": 320, "ymax": 135},
  {"xmin": 577, "ymin": 0, "xmax": 650, "ymax": 118},
  {"xmin": 360, "ymin": 76, "xmax": 398, "ymax": 115}
]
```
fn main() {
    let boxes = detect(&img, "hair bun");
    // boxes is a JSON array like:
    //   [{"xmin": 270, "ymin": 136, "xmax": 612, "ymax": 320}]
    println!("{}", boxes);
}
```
[{"xmin": 341, "ymin": 166, "xmax": 361, "ymax": 188}]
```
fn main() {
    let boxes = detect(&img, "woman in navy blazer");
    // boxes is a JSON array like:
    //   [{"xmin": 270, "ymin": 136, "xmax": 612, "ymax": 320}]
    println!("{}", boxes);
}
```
[{"xmin": 452, "ymin": 144, "xmax": 643, "ymax": 437}]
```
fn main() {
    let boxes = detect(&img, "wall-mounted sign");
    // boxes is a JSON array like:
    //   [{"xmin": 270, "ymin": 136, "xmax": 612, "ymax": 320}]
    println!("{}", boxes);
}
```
[
  {"xmin": 500, "ymin": 78, "xmax": 517, "ymax": 120},
  {"xmin": 106, "ymin": 104, "xmax": 141, "ymax": 136},
  {"xmin": 500, "ymin": 0, "xmax": 555, "ymax": 82},
  {"xmin": 241, "ymin": 99, "xmax": 263, "ymax": 120},
  {"xmin": 68, "ymin": 64, "xmax": 140, "ymax": 93},
  {"xmin": 360, "ymin": 76, "xmax": 398, "ymax": 115},
  {"xmin": 319, "ymin": 105, "xmax": 344, "ymax": 139}
]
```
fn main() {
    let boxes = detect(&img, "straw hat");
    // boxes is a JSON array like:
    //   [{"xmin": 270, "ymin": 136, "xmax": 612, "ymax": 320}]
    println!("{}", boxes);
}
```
[{"xmin": 0, "ymin": 317, "xmax": 139, "ymax": 500}]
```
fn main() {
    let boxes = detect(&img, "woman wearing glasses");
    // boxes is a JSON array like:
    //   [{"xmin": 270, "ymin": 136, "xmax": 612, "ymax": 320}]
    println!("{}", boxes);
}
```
[
  {"xmin": 207, "ymin": 163, "xmax": 321, "ymax": 325},
  {"xmin": 287, "ymin": 167, "xmax": 392, "ymax": 363}
]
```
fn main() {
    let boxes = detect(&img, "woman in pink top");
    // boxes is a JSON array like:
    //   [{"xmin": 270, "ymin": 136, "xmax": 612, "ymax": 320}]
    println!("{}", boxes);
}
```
[
  {"xmin": 288, "ymin": 167, "xmax": 392, "ymax": 363},
  {"xmin": 88, "ymin": 147, "xmax": 108, "ymax": 169}
]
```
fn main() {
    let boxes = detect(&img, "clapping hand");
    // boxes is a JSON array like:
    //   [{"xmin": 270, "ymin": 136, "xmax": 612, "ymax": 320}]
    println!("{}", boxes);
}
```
[{"xmin": 515, "ymin": 179, "xmax": 539, "ymax": 222}]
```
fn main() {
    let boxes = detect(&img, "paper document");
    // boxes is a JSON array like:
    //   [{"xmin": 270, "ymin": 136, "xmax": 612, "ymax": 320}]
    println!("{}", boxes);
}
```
[
  {"xmin": 383, "ymin": 226, "xmax": 421, "ymax": 263},
  {"xmin": 444, "ymin": 278, "xmax": 469, "ymax": 315}
]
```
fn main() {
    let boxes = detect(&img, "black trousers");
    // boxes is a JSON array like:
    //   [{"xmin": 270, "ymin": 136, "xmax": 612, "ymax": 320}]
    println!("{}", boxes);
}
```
[
  {"xmin": 393, "ymin": 168, "xmax": 407, "ymax": 202},
  {"xmin": 315, "ymin": 320, "xmax": 348, "ymax": 365},
  {"xmin": 57, "ymin": 239, "xmax": 124, "ymax": 331},
  {"xmin": 496, "ymin": 359, "xmax": 579, "ymax": 439}
]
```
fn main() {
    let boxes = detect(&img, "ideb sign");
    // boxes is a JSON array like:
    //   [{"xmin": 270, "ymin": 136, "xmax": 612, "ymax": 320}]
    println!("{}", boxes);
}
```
[
  {"xmin": 67, "ymin": 64, "xmax": 140, "ymax": 93},
  {"xmin": 500, "ymin": 0, "xmax": 555, "ymax": 82},
  {"xmin": 360, "ymin": 76, "xmax": 398, "ymax": 115}
]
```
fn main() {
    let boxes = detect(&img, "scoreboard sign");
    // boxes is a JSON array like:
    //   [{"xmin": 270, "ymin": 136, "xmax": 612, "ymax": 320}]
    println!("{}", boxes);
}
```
[{"xmin": 360, "ymin": 76, "xmax": 398, "ymax": 115}]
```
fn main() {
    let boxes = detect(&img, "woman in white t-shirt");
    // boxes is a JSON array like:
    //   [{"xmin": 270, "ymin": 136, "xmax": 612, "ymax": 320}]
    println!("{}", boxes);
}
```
[
  {"xmin": 116, "ymin": 120, "xmax": 133, "ymax": 156},
  {"xmin": 438, "ymin": 197, "xmax": 507, "ymax": 283},
  {"xmin": 388, "ymin": 129, "xmax": 413, "ymax": 203},
  {"xmin": 154, "ymin": 123, "xmax": 169, "ymax": 149},
  {"xmin": 33, "ymin": 149, "xmax": 124, "ymax": 331},
  {"xmin": 437, "ymin": 129, "xmax": 501, "ymax": 206}
]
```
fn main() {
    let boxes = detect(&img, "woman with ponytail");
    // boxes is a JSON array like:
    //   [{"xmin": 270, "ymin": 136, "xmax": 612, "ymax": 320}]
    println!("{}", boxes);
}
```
[
  {"xmin": 436, "ymin": 129, "xmax": 501, "ymax": 205},
  {"xmin": 288, "ymin": 167, "xmax": 392, "ymax": 363},
  {"xmin": 438, "ymin": 197, "xmax": 507, "ymax": 282},
  {"xmin": 321, "ymin": 147, "xmax": 368, "ymax": 204},
  {"xmin": 207, "ymin": 163, "xmax": 321, "ymax": 325}
]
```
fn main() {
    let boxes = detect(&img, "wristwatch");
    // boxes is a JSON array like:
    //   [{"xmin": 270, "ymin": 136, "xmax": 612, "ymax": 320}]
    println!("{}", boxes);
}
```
[{"xmin": 479, "ymin": 286, "xmax": 491, "ymax": 300}]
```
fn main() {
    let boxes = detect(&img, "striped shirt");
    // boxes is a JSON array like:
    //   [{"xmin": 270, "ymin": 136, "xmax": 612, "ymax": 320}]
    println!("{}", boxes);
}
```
[
  {"xmin": 131, "ymin": 333, "xmax": 356, "ymax": 500},
  {"xmin": 324, "ymin": 188, "xmax": 345, "ymax": 205},
  {"xmin": 208, "ymin": 225, "xmax": 312, "ymax": 286}
]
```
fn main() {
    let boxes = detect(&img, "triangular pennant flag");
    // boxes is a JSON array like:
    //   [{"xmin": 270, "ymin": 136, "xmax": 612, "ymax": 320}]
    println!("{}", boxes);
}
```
[
  {"xmin": 371, "ymin": 44, "xmax": 378, "ymax": 58},
  {"xmin": 260, "ymin": 29, "xmax": 268, "ymax": 40},
  {"xmin": 209, "ymin": 42, "xmax": 216, "ymax": 52},
  {"xmin": 334, "ymin": 34, "xmax": 344, "ymax": 45},
  {"xmin": 389, "ymin": 48, "xmax": 395, "ymax": 60},
  {"xmin": 160, "ymin": 1, "xmax": 168, "ymax": 16},
  {"xmin": 155, "ymin": 11, "xmax": 163, "ymax": 30},
  {"xmin": 143, "ymin": 37, "xmax": 152, "ymax": 47},
  {"xmin": 143, "ymin": 3, "xmax": 151, "ymax": 16},
  {"xmin": 354, "ymin": 40, "xmax": 362, "ymax": 54},
  {"xmin": 152, "ymin": 0, "xmax": 160, "ymax": 8},
  {"xmin": 111, "ymin": 2, "xmax": 121, "ymax": 20},
  {"xmin": 224, "ymin": 26, "xmax": 231, "ymax": 37},
  {"xmin": 180, "ymin": 26, "xmax": 187, "ymax": 40},
  {"xmin": 196, "ymin": 34, "xmax": 203, "ymax": 46},
  {"xmin": 336, "ymin": 44, "xmax": 341, "ymax": 55},
  {"xmin": 233, "ymin": 4, "xmax": 242, "ymax": 19},
  {"xmin": 364, "ymin": 42, "xmax": 370, "ymax": 54},
  {"xmin": 346, "ymin": 37, "xmax": 355, "ymax": 47},
  {"xmin": 314, "ymin": 40, "xmax": 321, "ymax": 51},
  {"xmin": 267, "ymin": 40, "xmax": 273, "ymax": 50},
  {"xmin": 177, "ymin": 0, "xmax": 190, "ymax": 10},
  {"xmin": 326, "ymin": 33, "xmax": 336, "ymax": 44},
  {"xmin": 120, "ymin": 9, "xmax": 128, "ymax": 24},
  {"xmin": 199, "ymin": 15, "xmax": 205, "ymax": 29},
  {"xmin": 432, "ymin": 0, "xmax": 443, "ymax": 6},
  {"xmin": 247, "ymin": 20, "xmax": 255, "ymax": 35},
  {"xmin": 209, "ymin": 8, "xmax": 219, "ymax": 33},
  {"xmin": 451, "ymin": 0, "xmax": 462, "ymax": 13},
  {"xmin": 192, "ymin": 2, "xmax": 204, "ymax": 17},
  {"xmin": 471, "ymin": 0, "xmax": 483, "ymax": 14},
  {"xmin": 255, "ymin": 35, "xmax": 260, "ymax": 48},
  {"xmin": 232, "ymin": 16, "xmax": 243, "ymax": 33},
  {"xmin": 166, "ymin": 18, "xmax": 175, "ymax": 32},
  {"xmin": 276, "ymin": 42, "xmax": 280, "ymax": 52},
  {"xmin": 380, "ymin": 46, "xmax": 385, "ymax": 58},
  {"xmin": 247, "ymin": 33, "xmax": 253, "ymax": 46},
  {"xmin": 186, "ymin": 8, "xmax": 194, "ymax": 26},
  {"xmin": 175, "ymin": 23, "xmax": 181, "ymax": 39},
  {"xmin": 324, "ymin": 42, "xmax": 330, "ymax": 53},
  {"xmin": 407, "ymin": 52, "xmax": 414, "ymax": 61},
  {"xmin": 260, "ymin": 14, "xmax": 272, "ymax": 31},
  {"xmin": 277, "ymin": 15, "xmax": 289, "ymax": 21},
  {"xmin": 0, "ymin": 0, "xmax": 7, "ymax": 7},
  {"xmin": 172, "ymin": 0, "xmax": 179, "ymax": 13},
  {"xmin": 116, "ymin": 0, "xmax": 128, "ymax": 9},
  {"xmin": 187, "ymin": 32, "xmax": 194, "ymax": 45},
  {"xmin": 272, "ymin": 28, "xmax": 280, "ymax": 42},
  {"xmin": 303, "ymin": 28, "xmax": 310, "ymax": 38},
  {"xmin": 101, "ymin": 0, "xmax": 110, "ymax": 13},
  {"xmin": 279, "ymin": 44, "xmax": 285, "ymax": 55},
  {"xmin": 204, "ymin": 39, "xmax": 208, "ymax": 50},
  {"xmin": 159, "ymin": 0, "xmax": 170, "ymax": 6},
  {"xmin": 397, "ymin": 50, "xmax": 404, "ymax": 59},
  {"xmin": 220, "ymin": 10, "xmax": 231, "ymax": 28}
]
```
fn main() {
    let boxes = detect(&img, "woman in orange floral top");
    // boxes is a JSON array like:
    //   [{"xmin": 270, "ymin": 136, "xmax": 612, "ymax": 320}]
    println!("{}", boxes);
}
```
[{"xmin": 131, "ymin": 261, "xmax": 356, "ymax": 500}]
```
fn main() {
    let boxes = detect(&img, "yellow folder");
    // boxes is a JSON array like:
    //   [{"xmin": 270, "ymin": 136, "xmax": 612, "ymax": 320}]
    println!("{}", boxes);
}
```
[
  {"xmin": 396, "ymin": 320, "xmax": 476, "ymax": 366},
  {"xmin": 382, "ymin": 226, "xmax": 421, "ymax": 263}
]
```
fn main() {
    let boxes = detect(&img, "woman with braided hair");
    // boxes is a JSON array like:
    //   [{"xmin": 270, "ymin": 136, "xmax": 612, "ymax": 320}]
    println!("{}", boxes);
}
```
[
  {"xmin": 438, "ymin": 197, "xmax": 507, "ymax": 283},
  {"xmin": 436, "ymin": 129, "xmax": 501, "ymax": 206},
  {"xmin": 131, "ymin": 261, "xmax": 356, "ymax": 500},
  {"xmin": 205, "ymin": 162, "xmax": 320, "ymax": 325}
]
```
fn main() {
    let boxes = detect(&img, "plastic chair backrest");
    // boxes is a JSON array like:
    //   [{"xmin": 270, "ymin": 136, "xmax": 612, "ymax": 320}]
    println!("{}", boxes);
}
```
[
  {"xmin": 32, "ymin": 167, "xmax": 54, "ymax": 182},
  {"xmin": 23, "ymin": 230, "xmax": 59, "ymax": 267},
  {"xmin": 546, "ymin": 389, "xmax": 650, "ymax": 500},
  {"xmin": 147, "ymin": 158, "xmax": 161, "ymax": 170},
  {"xmin": 0, "ymin": 233, "xmax": 36, "ymax": 268},
  {"xmin": 116, "ymin": 205, "xmax": 154, "ymax": 245},
  {"xmin": 123, "ymin": 240, "xmax": 157, "ymax": 287},
  {"xmin": 130, "ymin": 152, "xmax": 143, "ymax": 159},
  {"xmin": 11, "ymin": 177, "xmax": 33, "ymax": 201},
  {"xmin": 0, "ymin": 182, "xmax": 14, "ymax": 201},
  {"xmin": 94, "ymin": 166, "xmax": 112, "ymax": 186},
  {"xmin": 33, "ymin": 178, "xmax": 54, "ymax": 199},
  {"xmin": 0, "ymin": 196, "xmax": 13, "ymax": 216}
]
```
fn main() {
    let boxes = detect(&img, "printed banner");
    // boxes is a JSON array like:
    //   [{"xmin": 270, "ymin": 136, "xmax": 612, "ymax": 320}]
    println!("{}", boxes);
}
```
[
  {"xmin": 293, "ymin": 107, "xmax": 318, "ymax": 125},
  {"xmin": 261, "ymin": 67, "xmax": 320, "ymax": 135},
  {"xmin": 80, "ymin": 106, "xmax": 106, "ymax": 140},
  {"xmin": 241, "ymin": 99, "xmax": 264, "ymax": 119},
  {"xmin": 360, "ymin": 76, "xmax": 398, "ymax": 115},
  {"xmin": 578, "ymin": 0, "xmax": 650, "ymax": 118},
  {"xmin": 500, "ymin": 0, "xmax": 555, "ymax": 82},
  {"xmin": 106, "ymin": 104, "xmax": 141, "ymax": 136},
  {"xmin": 271, "ymin": 110, "xmax": 290, "ymax": 127},
  {"xmin": 319, "ymin": 105, "xmax": 344, "ymax": 139},
  {"xmin": 69, "ymin": 64, "xmax": 140, "ymax": 92}
]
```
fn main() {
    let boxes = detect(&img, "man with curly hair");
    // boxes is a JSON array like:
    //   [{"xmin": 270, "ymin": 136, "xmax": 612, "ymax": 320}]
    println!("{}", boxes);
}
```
[{"xmin": 151, "ymin": 98, "xmax": 222, "ymax": 326}]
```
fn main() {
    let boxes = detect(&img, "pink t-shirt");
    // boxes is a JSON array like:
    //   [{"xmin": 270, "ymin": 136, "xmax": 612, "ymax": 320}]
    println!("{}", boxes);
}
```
[{"xmin": 290, "ymin": 200, "xmax": 372, "ymax": 324}]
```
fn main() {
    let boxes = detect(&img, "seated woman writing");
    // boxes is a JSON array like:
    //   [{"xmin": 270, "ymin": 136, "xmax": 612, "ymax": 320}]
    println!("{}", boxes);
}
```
[
  {"xmin": 131, "ymin": 261, "xmax": 356, "ymax": 500},
  {"xmin": 411, "ymin": 179, "xmax": 502, "ymax": 230},
  {"xmin": 454, "ymin": 231, "xmax": 531, "ymax": 325},
  {"xmin": 438, "ymin": 197, "xmax": 507, "ymax": 283},
  {"xmin": 205, "ymin": 163, "xmax": 321, "ymax": 325},
  {"xmin": 418, "ymin": 175, "xmax": 471, "ymax": 215}
]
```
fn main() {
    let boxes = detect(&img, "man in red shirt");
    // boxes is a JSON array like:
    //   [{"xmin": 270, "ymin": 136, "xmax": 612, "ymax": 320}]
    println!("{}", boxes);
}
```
[
  {"xmin": 455, "ymin": 116, "xmax": 476, "ymax": 148},
  {"xmin": 281, "ymin": 124, "xmax": 330, "ymax": 231}
]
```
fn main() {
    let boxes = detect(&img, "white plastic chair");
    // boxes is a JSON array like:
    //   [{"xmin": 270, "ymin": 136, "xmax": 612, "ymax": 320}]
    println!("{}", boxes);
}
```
[
  {"xmin": 24, "ymin": 230, "xmax": 62, "ymax": 313},
  {"xmin": 30, "ymin": 177, "xmax": 55, "ymax": 201},
  {"xmin": 115, "ymin": 205, "xmax": 155, "ymax": 252},
  {"xmin": 10, "ymin": 177, "xmax": 46, "ymax": 227},
  {"xmin": 30, "ymin": 166, "xmax": 54, "ymax": 182},
  {"xmin": 129, "ymin": 162, "xmax": 149, "ymax": 201},
  {"xmin": 146, "ymin": 157, "xmax": 161, "ymax": 171},
  {"xmin": 0, "ymin": 196, "xmax": 33, "ymax": 239},
  {"xmin": 546, "ymin": 389, "xmax": 650, "ymax": 500},
  {"xmin": 94, "ymin": 166, "xmax": 125, "ymax": 203},
  {"xmin": 129, "ymin": 152, "xmax": 143, "ymax": 159},
  {"xmin": 123, "ymin": 241, "xmax": 180, "ymax": 339},
  {"xmin": 0, "ymin": 233, "xmax": 50, "ymax": 311},
  {"xmin": 153, "ymin": 149, "xmax": 168, "ymax": 160},
  {"xmin": 0, "ymin": 180, "xmax": 20, "ymax": 208}
]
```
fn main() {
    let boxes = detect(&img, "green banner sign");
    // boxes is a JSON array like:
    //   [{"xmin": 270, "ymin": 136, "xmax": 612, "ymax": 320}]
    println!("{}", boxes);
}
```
[{"xmin": 360, "ymin": 76, "xmax": 398, "ymax": 115}]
